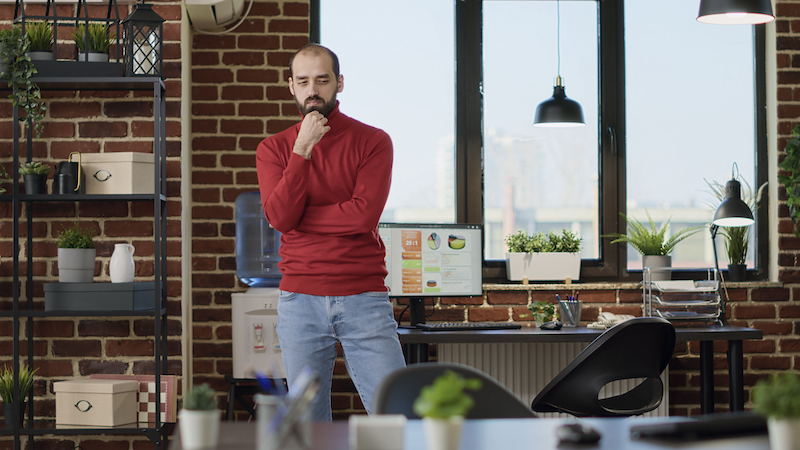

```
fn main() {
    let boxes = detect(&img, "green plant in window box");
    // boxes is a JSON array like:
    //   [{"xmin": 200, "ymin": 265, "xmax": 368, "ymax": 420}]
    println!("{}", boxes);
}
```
[
  {"xmin": 0, "ymin": 26, "xmax": 45, "ymax": 139},
  {"xmin": 504, "ymin": 229, "xmax": 582, "ymax": 282},
  {"xmin": 72, "ymin": 23, "xmax": 114, "ymax": 55},
  {"xmin": 779, "ymin": 124, "xmax": 800, "ymax": 237}
]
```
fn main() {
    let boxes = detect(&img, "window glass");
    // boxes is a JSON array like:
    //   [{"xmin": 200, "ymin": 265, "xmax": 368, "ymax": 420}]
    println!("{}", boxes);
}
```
[
  {"xmin": 625, "ymin": 0, "xmax": 757, "ymax": 271},
  {"xmin": 320, "ymin": 1, "xmax": 456, "ymax": 223},
  {"xmin": 483, "ymin": 1, "xmax": 600, "ymax": 260}
]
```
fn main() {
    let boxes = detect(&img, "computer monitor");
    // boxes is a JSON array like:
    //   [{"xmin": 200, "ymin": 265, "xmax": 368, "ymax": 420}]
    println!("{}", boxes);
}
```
[{"xmin": 378, "ymin": 223, "xmax": 483, "ymax": 298}]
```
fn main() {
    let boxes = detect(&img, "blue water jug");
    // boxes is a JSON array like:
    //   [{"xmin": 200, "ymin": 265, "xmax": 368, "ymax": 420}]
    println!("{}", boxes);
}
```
[{"xmin": 235, "ymin": 191, "xmax": 282, "ymax": 287}]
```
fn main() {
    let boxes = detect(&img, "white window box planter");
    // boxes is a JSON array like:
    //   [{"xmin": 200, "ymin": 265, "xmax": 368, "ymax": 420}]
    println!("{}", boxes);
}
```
[{"xmin": 505, "ymin": 252, "xmax": 581, "ymax": 282}]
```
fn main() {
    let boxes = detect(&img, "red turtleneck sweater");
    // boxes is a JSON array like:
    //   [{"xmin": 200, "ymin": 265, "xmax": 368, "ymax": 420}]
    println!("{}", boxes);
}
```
[{"xmin": 255, "ymin": 104, "xmax": 393, "ymax": 296}]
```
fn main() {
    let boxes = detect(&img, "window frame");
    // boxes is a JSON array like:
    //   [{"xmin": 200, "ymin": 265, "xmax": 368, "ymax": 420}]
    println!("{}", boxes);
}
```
[{"xmin": 311, "ymin": 0, "xmax": 769, "ymax": 283}]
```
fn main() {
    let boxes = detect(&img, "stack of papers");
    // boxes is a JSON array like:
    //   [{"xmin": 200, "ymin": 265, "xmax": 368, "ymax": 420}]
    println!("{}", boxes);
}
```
[{"xmin": 650, "ymin": 280, "xmax": 717, "ymax": 292}]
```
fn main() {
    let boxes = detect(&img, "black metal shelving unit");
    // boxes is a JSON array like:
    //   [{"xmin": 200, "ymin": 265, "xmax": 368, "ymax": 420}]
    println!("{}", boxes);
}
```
[{"xmin": 3, "ymin": 77, "xmax": 169, "ymax": 450}]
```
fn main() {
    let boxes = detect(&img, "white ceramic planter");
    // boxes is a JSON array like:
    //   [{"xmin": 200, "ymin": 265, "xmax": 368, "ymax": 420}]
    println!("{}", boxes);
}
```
[
  {"xmin": 57, "ymin": 248, "xmax": 96, "ymax": 283},
  {"xmin": 179, "ymin": 409, "xmax": 220, "ymax": 449},
  {"xmin": 423, "ymin": 417, "xmax": 463, "ymax": 450},
  {"xmin": 505, "ymin": 252, "xmax": 581, "ymax": 282},
  {"xmin": 768, "ymin": 417, "xmax": 800, "ymax": 450},
  {"xmin": 642, "ymin": 255, "xmax": 672, "ymax": 281}
]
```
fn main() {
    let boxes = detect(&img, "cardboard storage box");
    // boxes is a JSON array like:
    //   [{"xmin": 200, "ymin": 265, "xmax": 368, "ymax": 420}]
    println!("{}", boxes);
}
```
[
  {"xmin": 81, "ymin": 152, "xmax": 154, "ymax": 195},
  {"xmin": 44, "ymin": 282, "xmax": 157, "ymax": 311},
  {"xmin": 54, "ymin": 379, "xmax": 139, "ymax": 427}
]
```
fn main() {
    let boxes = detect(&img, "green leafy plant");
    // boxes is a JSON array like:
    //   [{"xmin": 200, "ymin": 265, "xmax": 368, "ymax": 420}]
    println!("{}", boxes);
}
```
[
  {"xmin": 0, "ymin": 26, "xmax": 45, "ymax": 139},
  {"xmin": 752, "ymin": 372, "xmax": 800, "ymax": 419},
  {"xmin": 26, "ymin": 21, "xmax": 53, "ymax": 52},
  {"xmin": 72, "ymin": 23, "xmax": 114, "ymax": 54},
  {"xmin": 183, "ymin": 383, "xmax": 217, "ymax": 411},
  {"xmin": 0, "ymin": 365, "xmax": 38, "ymax": 403},
  {"xmin": 412, "ymin": 370, "xmax": 482, "ymax": 419},
  {"xmin": 722, "ymin": 226, "xmax": 748, "ymax": 265},
  {"xmin": 18, "ymin": 161, "xmax": 51, "ymax": 176},
  {"xmin": 526, "ymin": 301, "xmax": 557, "ymax": 322},
  {"xmin": 779, "ymin": 124, "xmax": 800, "ymax": 237},
  {"xmin": 505, "ymin": 229, "xmax": 582, "ymax": 253},
  {"xmin": 0, "ymin": 165, "xmax": 10, "ymax": 194},
  {"xmin": 56, "ymin": 223, "xmax": 95, "ymax": 249},
  {"xmin": 602, "ymin": 211, "xmax": 701, "ymax": 256}
]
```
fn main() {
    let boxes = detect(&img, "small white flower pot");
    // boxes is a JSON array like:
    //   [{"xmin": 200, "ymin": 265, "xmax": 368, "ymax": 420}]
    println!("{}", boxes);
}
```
[
  {"xmin": 179, "ymin": 409, "xmax": 220, "ymax": 449},
  {"xmin": 767, "ymin": 417, "xmax": 800, "ymax": 450},
  {"xmin": 423, "ymin": 417, "xmax": 463, "ymax": 450}
]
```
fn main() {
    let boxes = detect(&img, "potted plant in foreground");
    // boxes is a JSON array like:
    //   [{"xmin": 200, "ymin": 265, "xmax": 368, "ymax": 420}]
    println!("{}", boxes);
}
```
[
  {"xmin": 179, "ymin": 383, "xmax": 219, "ymax": 449},
  {"xmin": 19, "ymin": 161, "xmax": 50, "ymax": 195},
  {"xmin": 0, "ymin": 365, "xmax": 38, "ymax": 429},
  {"xmin": 72, "ymin": 23, "xmax": 114, "ymax": 63},
  {"xmin": 56, "ymin": 222, "xmax": 96, "ymax": 283},
  {"xmin": 413, "ymin": 370, "xmax": 482, "ymax": 450},
  {"xmin": 602, "ymin": 211, "xmax": 701, "ymax": 281},
  {"xmin": 25, "ymin": 21, "xmax": 53, "ymax": 61},
  {"xmin": 752, "ymin": 372, "xmax": 800, "ymax": 450},
  {"xmin": 504, "ymin": 229, "xmax": 582, "ymax": 282}
]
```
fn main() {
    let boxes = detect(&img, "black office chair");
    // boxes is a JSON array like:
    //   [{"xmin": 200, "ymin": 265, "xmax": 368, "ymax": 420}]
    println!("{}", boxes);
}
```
[
  {"xmin": 372, "ymin": 362, "xmax": 537, "ymax": 419},
  {"xmin": 531, "ymin": 316, "xmax": 676, "ymax": 417}
]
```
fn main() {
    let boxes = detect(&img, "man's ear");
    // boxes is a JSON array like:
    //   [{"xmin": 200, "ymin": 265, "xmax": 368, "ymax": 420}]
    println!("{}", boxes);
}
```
[
  {"xmin": 337, "ymin": 75, "xmax": 344, "ymax": 94},
  {"xmin": 288, "ymin": 77, "xmax": 295, "ymax": 96}
]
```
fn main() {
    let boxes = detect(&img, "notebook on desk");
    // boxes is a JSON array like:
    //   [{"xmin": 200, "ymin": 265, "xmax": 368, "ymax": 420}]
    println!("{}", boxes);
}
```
[{"xmin": 630, "ymin": 412, "xmax": 767, "ymax": 440}]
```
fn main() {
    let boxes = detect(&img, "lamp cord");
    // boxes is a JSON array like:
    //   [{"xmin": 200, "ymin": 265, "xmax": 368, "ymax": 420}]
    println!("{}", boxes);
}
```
[{"xmin": 557, "ymin": 0, "xmax": 561, "ymax": 77}]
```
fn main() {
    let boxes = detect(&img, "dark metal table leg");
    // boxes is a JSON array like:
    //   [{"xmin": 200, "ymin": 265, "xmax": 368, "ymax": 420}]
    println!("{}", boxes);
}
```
[
  {"xmin": 700, "ymin": 340, "xmax": 714, "ymax": 414},
  {"xmin": 728, "ymin": 339, "xmax": 744, "ymax": 411}
]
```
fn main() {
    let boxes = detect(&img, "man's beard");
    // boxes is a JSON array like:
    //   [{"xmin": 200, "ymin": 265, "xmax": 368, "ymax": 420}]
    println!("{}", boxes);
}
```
[{"xmin": 297, "ymin": 94, "xmax": 337, "ymax": 117}]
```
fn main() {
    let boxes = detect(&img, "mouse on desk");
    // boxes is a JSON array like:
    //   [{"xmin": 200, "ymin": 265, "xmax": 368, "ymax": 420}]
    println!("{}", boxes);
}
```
[
  {"xmin": 556, "ymin": 423, "xmax": 601, "ymax": 444},
  {"xmin": 541, "ymin": 321, "xmax": 563, "ymax": 330}
]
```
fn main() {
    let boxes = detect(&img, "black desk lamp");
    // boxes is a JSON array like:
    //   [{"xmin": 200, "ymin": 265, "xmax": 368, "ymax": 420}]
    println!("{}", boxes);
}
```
[{"xmin": 710, "ymin": 169, "xmax": 754, "ymax": 325}]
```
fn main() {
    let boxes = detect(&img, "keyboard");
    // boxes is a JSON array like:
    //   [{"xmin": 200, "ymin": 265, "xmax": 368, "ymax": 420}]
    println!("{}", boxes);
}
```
[
  {"xmin": 630, "ymin": 411, "xmax": 767, "ymax": 440},
  {"xmin": 415, "ymin": 322, "xmax": 522, "ymax": 331}
]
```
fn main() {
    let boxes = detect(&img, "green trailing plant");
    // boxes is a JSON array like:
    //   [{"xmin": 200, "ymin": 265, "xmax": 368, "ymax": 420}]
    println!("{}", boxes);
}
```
[
  {"xmin": 0, "ymin": 26, "xmax": 45, "ymax": 139},
  {"xmin": 183, "ymin": 383, "xmax": 217, "ymax": 411},
  {"xmin": 72, "ymin": 23, "xmax": 114, "ymax": 54},
  {"xmin": 752, "ymin": 372, "xmax": 800, "ymax": 419},
  {"xmin": 504, "ymin": 229, "xmax": 582, "ymax": 253},
  {"xmin": 779, "ymin": 124, "xmax": 800, "ymax": 237},
  {"xmin": 0, "ymin": 365, "xmax": 38, "ymax": 403},
  {"xmin": 602, "ymin": 211, "xmax": 701, "ymax": 256},
  {"xmin": 26, "ymin": 21, "xmax": 53, "ymax": 52},
  {"xmin": 56, "ymin": 223, "xmax": 95, "ymax": 249},
  {"xmin": 526, "ymin": 301, "xmax": 557, "ymax": 322},
  {"xmin": 18, "ymin": 161, "xmax": 51, "ymax": 176},
  {"xmin": 412, "ymin": 370, "xmax": 482, "ymax": 419},
  {"xmin": 0, "ymin": 165, "xmax": 10, "ymax": 194}
]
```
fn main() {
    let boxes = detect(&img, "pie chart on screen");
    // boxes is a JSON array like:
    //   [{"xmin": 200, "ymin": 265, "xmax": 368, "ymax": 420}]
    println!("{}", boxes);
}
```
[{"xmin": 427, "ymin": 232, "xmax": 441, "ymax": 250}]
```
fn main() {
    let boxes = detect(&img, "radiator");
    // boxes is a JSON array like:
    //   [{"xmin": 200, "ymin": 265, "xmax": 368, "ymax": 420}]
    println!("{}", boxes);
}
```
[{"xmin": 438, "ymin": 342, "xmax": 669, "ymax": 418}]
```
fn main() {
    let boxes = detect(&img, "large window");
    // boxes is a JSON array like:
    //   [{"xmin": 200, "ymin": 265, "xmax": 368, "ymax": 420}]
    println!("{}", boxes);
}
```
[{"xmin": 316, "ymin": 0, "xmax": 767, "ymax": 281}]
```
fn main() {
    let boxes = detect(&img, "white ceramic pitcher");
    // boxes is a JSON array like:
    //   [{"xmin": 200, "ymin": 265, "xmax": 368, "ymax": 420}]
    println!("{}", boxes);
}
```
[{"xmin": 110, "ymin": 243, "xmax": 135, "ymax": 283}]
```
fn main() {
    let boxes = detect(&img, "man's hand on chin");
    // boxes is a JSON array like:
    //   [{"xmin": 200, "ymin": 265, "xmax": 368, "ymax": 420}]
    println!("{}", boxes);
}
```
[{"xmin": 293, "ymin": 111, "xmax": 330, "ymax": 160}]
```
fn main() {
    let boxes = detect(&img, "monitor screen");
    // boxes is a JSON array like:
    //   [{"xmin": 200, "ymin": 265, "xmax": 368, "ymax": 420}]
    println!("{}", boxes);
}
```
[{"xmin": 378, "ymin": 223, "xmax": 483, "ymax": 297}]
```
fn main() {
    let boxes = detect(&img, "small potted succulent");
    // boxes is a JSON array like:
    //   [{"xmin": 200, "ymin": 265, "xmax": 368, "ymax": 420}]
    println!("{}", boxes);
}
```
[
  {"xmin": 0, "ymin": 365, "xmax": 38, "ymax": 428},
  {"xmin": 56, "ymin": 222, "xmax": 96, "ymax": 283},
  {"xmin": 179, "ymin": 383, "xmax": 220, "ymax": 449},
  {"xmin": 752, "ymin": 372, "xmax": 800, "ymax": 450},
  {"xmin": 25, "ymin": 21, "xmax": 54, "ymax": 60},
  {"xmin": 19, "ymin": 161, "xmax": 50, "ymax": 195},
  {"xmin": 504, "ymin": 229, "xmax": 582, "ymax": 282},
  {"xmin": 413, "ymin": 370, "xmax": 482, "ymax": 450},
  {"xmin": 72, "ymin": 23, "xmax": 114, "ymax": 62}
]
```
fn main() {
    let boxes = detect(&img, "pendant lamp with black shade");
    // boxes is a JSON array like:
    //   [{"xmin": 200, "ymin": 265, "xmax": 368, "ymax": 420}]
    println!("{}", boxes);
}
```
[
  {"xmin": 697, "ymin": 0, "xmax": 775, "ymax": 25},
  {"xmin": 533, "ymin": 0, "xmax": 584, "ymax": 127},
  {"xmin": 710, "ymin": 163, "xmax": 754, "ymax": 325}
]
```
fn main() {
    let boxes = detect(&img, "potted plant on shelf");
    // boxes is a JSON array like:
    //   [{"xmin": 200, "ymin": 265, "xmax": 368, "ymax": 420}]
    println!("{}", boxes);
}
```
[
  {"xmin": 72, "ymin": 23, "xmax": 114, "ymax": 63},
  {"xmin": 413, "ymin": 370, "xmax": 482, "ymax": 450},
  {"xmin": 602, "ymin": 211, "xmax": 701, "ymax": 281},
  {"xmin": 504, "ymin": 229, "xmax": 582, "ymax": 282},
  {"xmin": 0, "ymin": 26, "xmax": 45, "ymax": 139},
  {"xmin": 179, "ymin": 383, "xmax": 220, "ymax": 449},
  {"xmin": 25, "ymin": 22, "xmax": 54, "ymax": 61},
  {"xmin": 0, "ymin": 365, "xmax": 37, "ymax": 429},
  {"xmin": 19, "ymin": 161, "xmax": 50, "ymax": 195},
  {"xmin": 56, "ymin": 222, "xmax": 96, "ymax": 283},
  {"xmin": 752, "ymin": 372, "xmax": 800, "ymax": 450}
]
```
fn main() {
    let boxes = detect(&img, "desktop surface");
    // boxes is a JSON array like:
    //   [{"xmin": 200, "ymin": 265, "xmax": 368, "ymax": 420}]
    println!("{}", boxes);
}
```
[{"xmin": 170, "ymin": 417, "xmax": 769, "ymax": 450}]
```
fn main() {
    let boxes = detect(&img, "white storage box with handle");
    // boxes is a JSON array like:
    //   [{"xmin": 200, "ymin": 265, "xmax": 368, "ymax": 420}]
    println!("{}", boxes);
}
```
[
  {"xmin": 81, "ymin": 152, "xmax": 155, "ymax": 195},
  {"xmin": 54, "ymin": 379, "xmax": 139, "ymax": 427}
]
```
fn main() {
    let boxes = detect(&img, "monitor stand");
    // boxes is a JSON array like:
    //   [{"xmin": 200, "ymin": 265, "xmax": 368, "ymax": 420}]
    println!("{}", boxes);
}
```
[{"xmin": 409, "ymin": 298, "xmax": 426, "ymax": 326}]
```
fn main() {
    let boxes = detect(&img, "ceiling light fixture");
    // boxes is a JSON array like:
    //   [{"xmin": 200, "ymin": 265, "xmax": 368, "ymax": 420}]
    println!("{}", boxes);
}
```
[{"xmin": 697, "ymin": 0, "xmax": 775, "ymax": 25}]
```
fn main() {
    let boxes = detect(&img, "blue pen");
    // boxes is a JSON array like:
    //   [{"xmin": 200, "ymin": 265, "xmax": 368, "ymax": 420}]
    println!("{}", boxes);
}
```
[{"xmin": 555, "ymin": 294, "xmax": 575, "ymax": 325}]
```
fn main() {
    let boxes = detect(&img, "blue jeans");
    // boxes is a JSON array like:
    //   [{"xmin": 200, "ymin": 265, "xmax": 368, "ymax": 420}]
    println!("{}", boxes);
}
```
[{"xmin": 276, "ymin": 291, "xmax": 406, "ymax": 421}]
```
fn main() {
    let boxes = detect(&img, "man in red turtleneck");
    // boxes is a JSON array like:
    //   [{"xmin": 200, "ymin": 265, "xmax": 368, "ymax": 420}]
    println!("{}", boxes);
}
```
[{"xmin": 256, "ymin": 44, "xmax": 406, "ymax": 421}]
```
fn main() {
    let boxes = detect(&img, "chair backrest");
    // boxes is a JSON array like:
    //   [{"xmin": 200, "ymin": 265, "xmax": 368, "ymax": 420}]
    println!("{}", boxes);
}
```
[
  {"xmin": 531, "ymin": 316, "xmax": 676, "ymax": 417},
  {"xmin": 372, "ymin": 362, "xmax": 537, "ymax": 419}
]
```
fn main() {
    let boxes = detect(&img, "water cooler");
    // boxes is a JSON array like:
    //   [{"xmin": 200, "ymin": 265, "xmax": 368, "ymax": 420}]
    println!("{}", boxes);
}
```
[{"xmin": 232, "ymin": 192, "xmax": 285, "ymax": 379}]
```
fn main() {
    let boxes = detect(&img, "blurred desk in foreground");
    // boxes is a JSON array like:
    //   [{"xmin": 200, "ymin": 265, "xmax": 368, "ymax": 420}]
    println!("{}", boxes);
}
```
[
  {"xmin": 397, "ymin": 325, "xmax": 762, "ymax": 413},
  {"xmin": 169, "ymin": 418, "xmax": 768, "ymax": 450}
]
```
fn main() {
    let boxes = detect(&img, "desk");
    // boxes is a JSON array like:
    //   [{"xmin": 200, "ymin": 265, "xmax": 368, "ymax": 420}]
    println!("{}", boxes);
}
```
[
  {"xmin": 169, "ymin": 418, "xmax": 769, "ymax": 450},
  {"xmin": 397, "ymin": 325, "xmax": 763, "ymax": 414}
]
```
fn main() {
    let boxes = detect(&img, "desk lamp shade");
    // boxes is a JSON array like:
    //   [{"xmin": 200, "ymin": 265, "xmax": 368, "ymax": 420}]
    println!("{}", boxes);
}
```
[
  {"xmin": 697, "ymin": 0, "xmax": 775, "ymax": 25},
  {"xmin": 713, "ymin": 179, "xmax": 755, "ymax": 227},
  {"xmin": 533, "ymin": 76, "xmax": 585, "ymax": 127},
  {"xmin": 123, "ymin": 3, "xmax": 164, "ymax": 77}
]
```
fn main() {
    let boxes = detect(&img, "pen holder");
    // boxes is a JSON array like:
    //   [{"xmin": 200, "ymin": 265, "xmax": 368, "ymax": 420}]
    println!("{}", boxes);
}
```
[
  {"xmin": 559, "ymin": 301, "xmax": 582, "ymax": 327},
  {"xmin": 255, "ymin": 394, "xmax": 281, "ymax": 450}
]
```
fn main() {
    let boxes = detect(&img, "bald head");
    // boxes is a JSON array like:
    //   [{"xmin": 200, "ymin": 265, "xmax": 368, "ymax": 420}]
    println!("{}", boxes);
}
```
[{"xmin": 289, "ymin": 44, "xmax": 340, "ymax": 79}]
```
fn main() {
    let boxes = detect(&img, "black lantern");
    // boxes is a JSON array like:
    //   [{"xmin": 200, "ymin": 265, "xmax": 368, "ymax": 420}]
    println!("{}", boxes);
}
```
[{"xmin": 122, "ymin": 2, "xmax": 164, "ymax": 77}]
